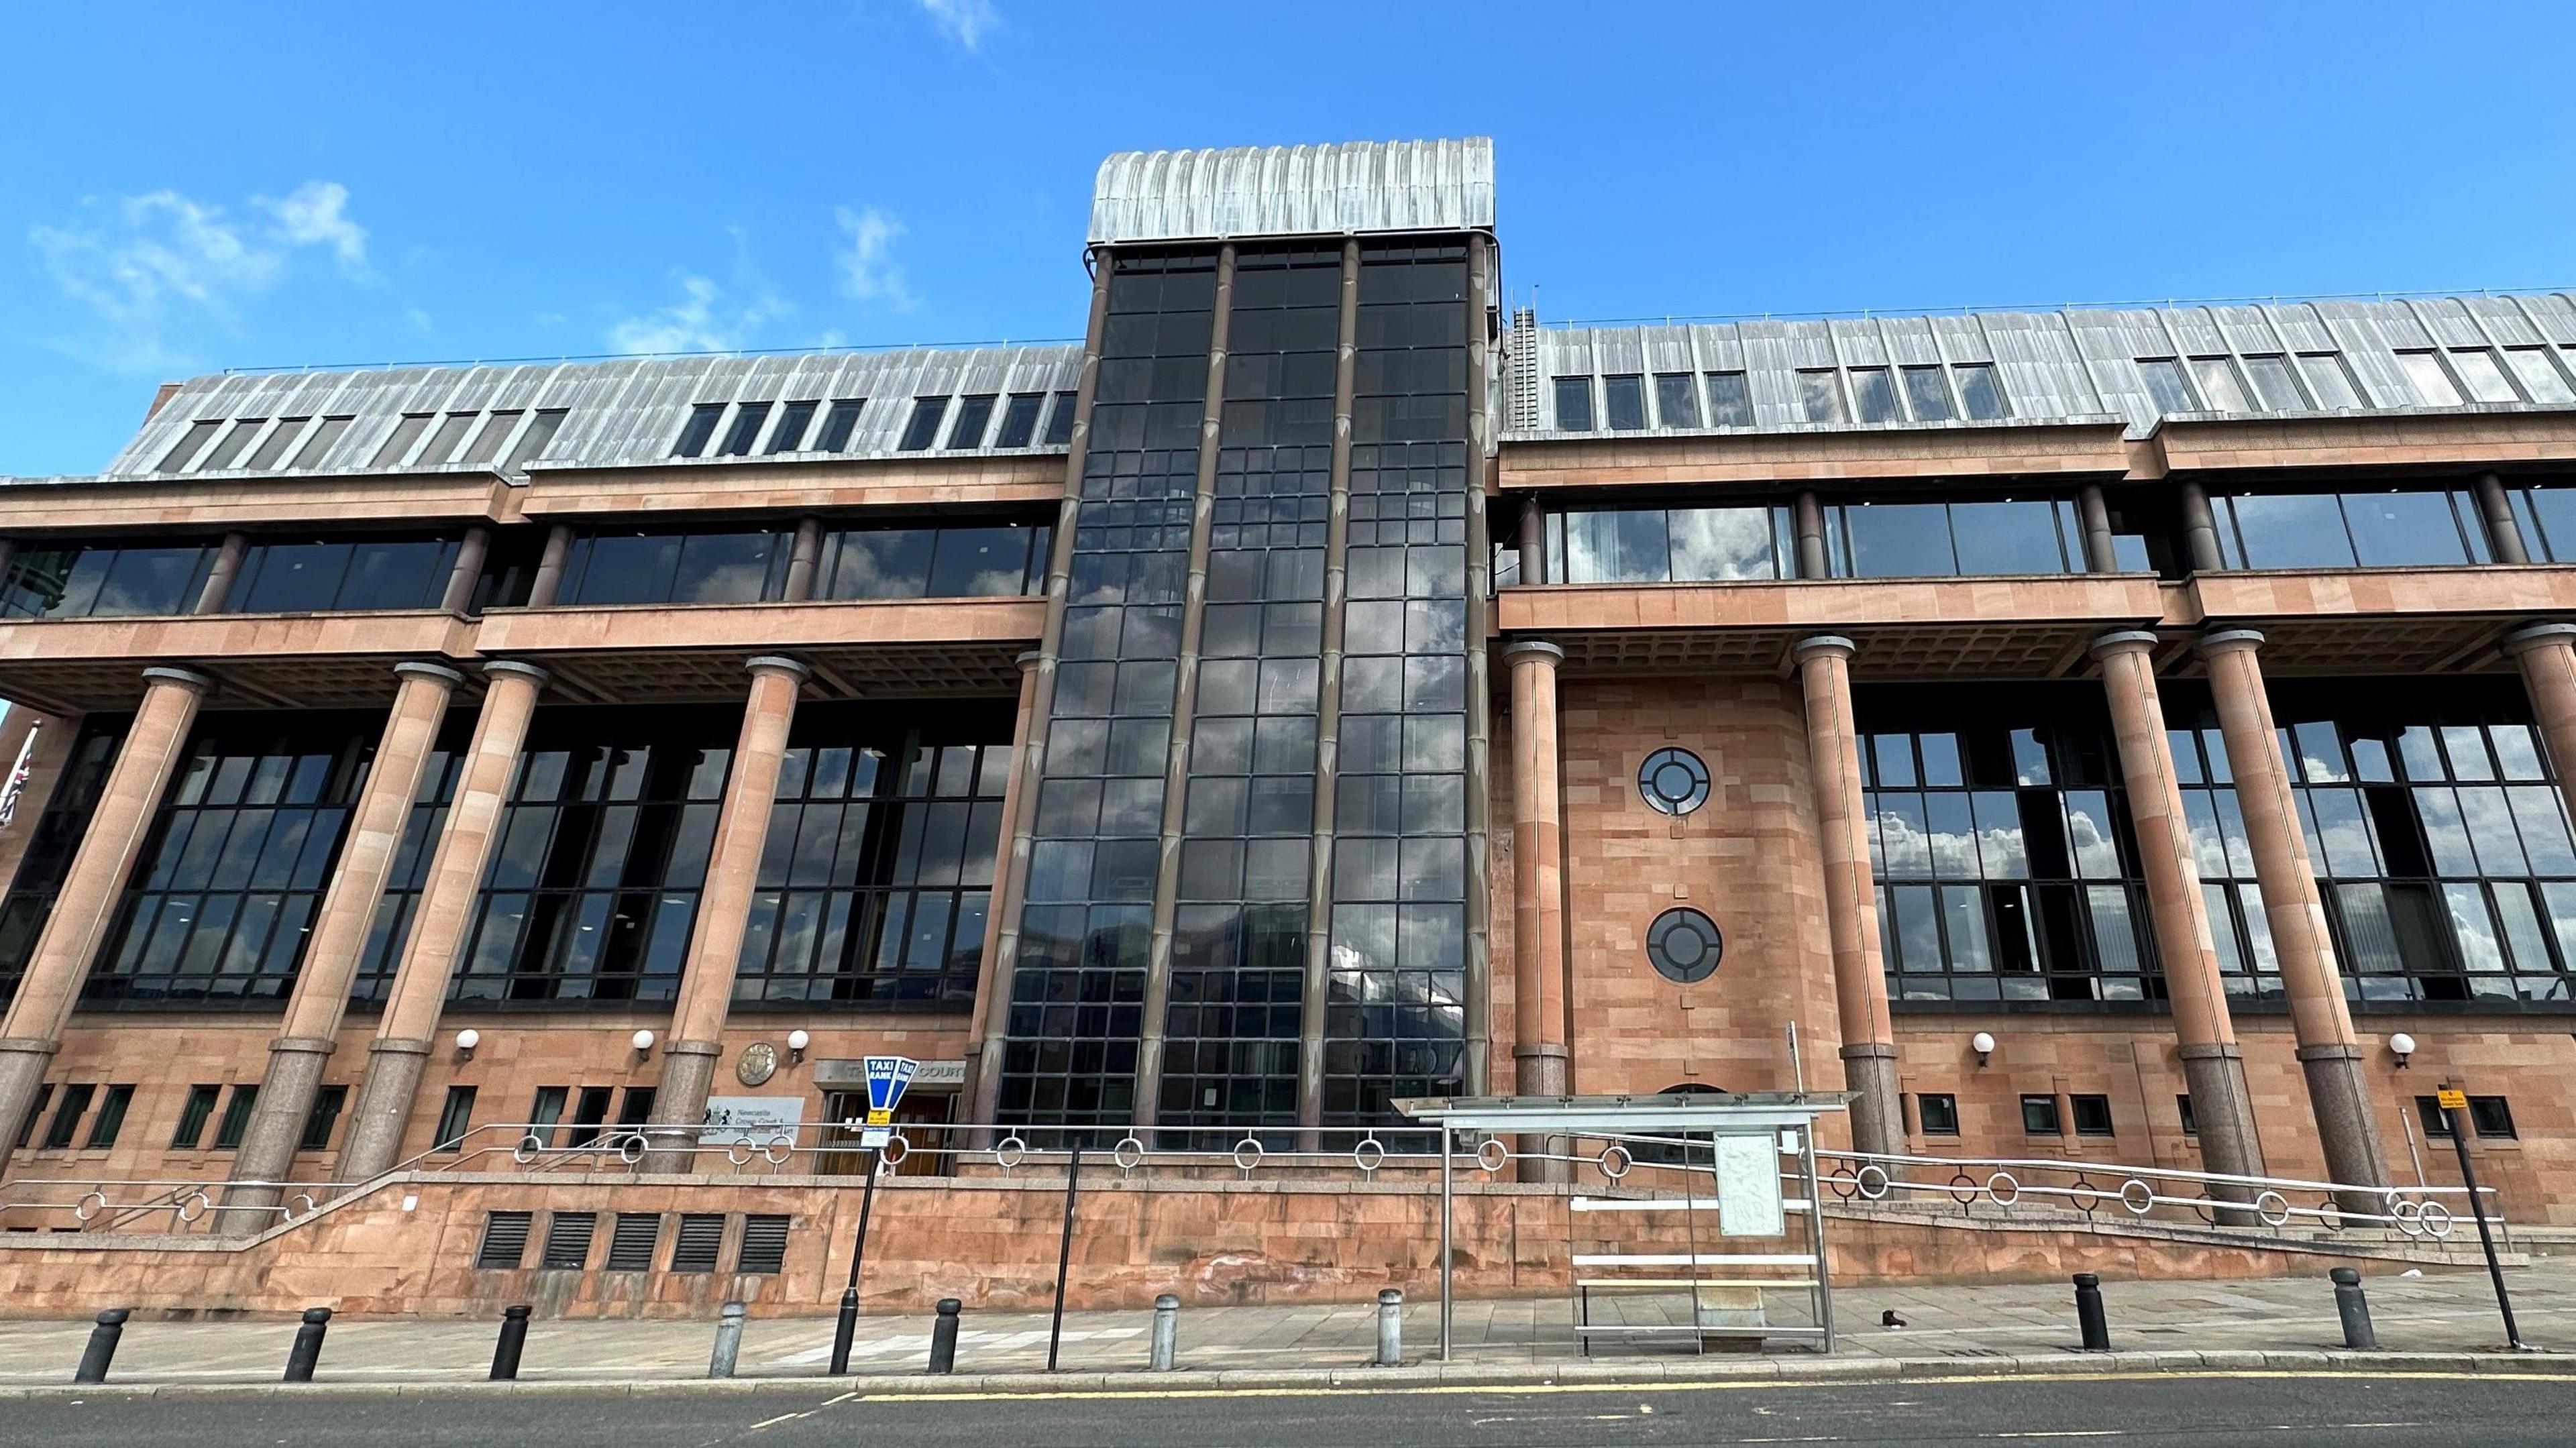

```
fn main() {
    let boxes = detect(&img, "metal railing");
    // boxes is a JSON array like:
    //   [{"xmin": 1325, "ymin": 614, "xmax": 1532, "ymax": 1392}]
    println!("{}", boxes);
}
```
[
  {"xmin": 1, "ymin": 1121, "xmax": 2510, "ymax": 1253},
  {"xmin": 1814, "ymin": 1147, "xmax": 2504, "ymax": 1243}
]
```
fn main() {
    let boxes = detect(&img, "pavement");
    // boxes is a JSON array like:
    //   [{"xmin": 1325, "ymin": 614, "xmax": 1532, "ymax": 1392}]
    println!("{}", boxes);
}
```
[
  {"xmin": 2, "ymin": 1260, "xmax": 2573, "ymax": 1393},
  {"xmin": 6, "ymin": 1372, "xmax": 2576, "ymax": 1447}
]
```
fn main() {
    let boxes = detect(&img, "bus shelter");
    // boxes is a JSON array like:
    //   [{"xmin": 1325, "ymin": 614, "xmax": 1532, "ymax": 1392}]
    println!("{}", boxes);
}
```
[{"xmin": 1397, "ymin": 1093, "xmax": 1854, "ymax": 1359}]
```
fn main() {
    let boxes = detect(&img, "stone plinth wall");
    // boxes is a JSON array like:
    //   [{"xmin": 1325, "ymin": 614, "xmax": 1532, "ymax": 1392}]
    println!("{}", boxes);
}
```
[{"xmin": 0, "ymin": 1171, "xmax": 2465, "ymax": 1321}]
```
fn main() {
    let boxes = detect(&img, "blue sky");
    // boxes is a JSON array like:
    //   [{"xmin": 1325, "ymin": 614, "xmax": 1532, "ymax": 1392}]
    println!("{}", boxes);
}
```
[{"xmin": 5, "ymin": 1, "xmax": 2573, "ymax": 476}]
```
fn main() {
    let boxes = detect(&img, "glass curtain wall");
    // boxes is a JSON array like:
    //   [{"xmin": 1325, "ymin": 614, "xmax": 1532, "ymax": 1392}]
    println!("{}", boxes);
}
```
[
  {"xmin": 1859, "ymin": 687, "xmax": 2159, "ymax": 1004},
  {"xmin": 1159, "ymin": 247, "xmax": 1336, "ymax": 1135},
  {"xmin": 85, "ymin": 713, "xmax": 375, "ymax": 1006},
  {"xmin": 446, "ymin": 707, "xmax": 733, "ymax": 1007},
  {"xmin": 0, "ymin": 721, "xmax": 129, "ymax": 1007},
  {"xmin": 1545, "ymin": 505, "xmax": 1796, "ymax": 583},
  {"xmin": 731, "ymin": 706, "xmax": 1010, "ymax": 1009},
  {"xmin": 1322, "ymin": 241, "xmax": 1473, "ymax": 1124},
  {"xmin": 2175, "ymin": 680, "xmax": 2576, "ymax": 1006},
  {"xmin": 1002, "ymin": 250, "xmax": 1212, "ymax": 1129},
  {"xmin": 0, "ymin": 542, "xmax": 217, "ymax": 619},
  {"xmin": 2211, "ymin": 488, "xmax": 2493, "ymax": 569},
  {"xmin": 1825, "ymin": 499, "xmax": 2087, "ymax": 577}
]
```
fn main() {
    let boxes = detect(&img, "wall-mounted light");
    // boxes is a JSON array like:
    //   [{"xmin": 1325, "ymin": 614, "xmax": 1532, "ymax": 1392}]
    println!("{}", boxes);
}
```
[
  {"xmin": 453, "ymin": 1028, "xmax": 480, "ymax": 1062},
  {"xmin": 2389, "ymin": 1032, "xmax": 2416, "ymax": 1070},
  {"xmin": 786, "ymin": 1029, "xmax": 811, "ymax": 1066},
  {"xmin": 1970, "ymin": 1032, "xmax": 1996, "ymax": 1068},
  {"xmin": 631, "ymin": 1029, "xmax": 657, "ymax": 1060}
]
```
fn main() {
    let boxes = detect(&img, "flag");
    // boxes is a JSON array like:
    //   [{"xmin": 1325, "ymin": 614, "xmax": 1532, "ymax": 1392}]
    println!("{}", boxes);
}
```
[{"xmin": 0, "ymin": 723, "xmax": 38, "ymax": 828}]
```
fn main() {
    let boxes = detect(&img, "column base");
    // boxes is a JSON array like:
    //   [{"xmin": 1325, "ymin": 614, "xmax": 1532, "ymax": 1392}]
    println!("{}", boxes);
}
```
[
  {"xmin": 2295, "ymin": 1042, "xmax": 2393, "ymax": 1218},
  {"xmin": 2176, "ymin": 1042, "xmax": 2267, "ymax": 1225},
  {"xmin": 641, "ymin": 1040, "xmax": 721, "ymax": 1173},
  {"xmin": 1513, "ymin": 1045, "xmax": 1570, "ymax": 1184},
  {"xmin": 219, "ymin": 1037, "xmax": 337, "ymax": 1234},
  {"xmin": 0, "ymin": 1038, "xmax": 60, "ymax": 1182},
  {"xmin": 1838, "ymin": 1043, "xmax": 1902, "ymax": 1159},
  {"xmin": 337, "ymin": 1038, "xmax": 435, "ymax": 1188}
]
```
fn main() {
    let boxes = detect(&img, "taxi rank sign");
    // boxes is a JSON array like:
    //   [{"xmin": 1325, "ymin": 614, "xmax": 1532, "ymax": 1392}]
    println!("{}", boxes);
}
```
[{"xmin": 858, "ymin": 1054, "xmax": 917, "ymax": 1148}]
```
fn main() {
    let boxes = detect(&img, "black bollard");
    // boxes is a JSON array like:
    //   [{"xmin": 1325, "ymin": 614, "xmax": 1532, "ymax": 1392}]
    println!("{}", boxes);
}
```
[
  {"xmin": 927, "ymin": 1298, "xmax": 961, "ymax": 1375},
  {"xmin": 282, "ymin": 1306, "xmax": 332, "ymax": 1383},
  {"xmin": 74, "ymin": 1307, "xmax": 129, "ymax": 1384},
  {"xmin": 2330, "ymin": 1268, "xmax": 2378, "ymax": 1350},
  {"xmin": 490, "ymin": 1304, "xmax": 532, "ymax": 1380},
  {"xmin": 2073, "ymin": 1273, "xmax": 2110, "ymax": 1352}
]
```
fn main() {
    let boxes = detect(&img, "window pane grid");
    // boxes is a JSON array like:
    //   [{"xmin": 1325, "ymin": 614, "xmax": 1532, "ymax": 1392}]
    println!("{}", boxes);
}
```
[
  {"xmin": 85, "ymin": 714, "xmax": 375, "ymax": 1007},
  {"xmin": 447, "ymin": 709, "xmax": 737, "ymax": 1008},
  {"xmin": 1002, "ymin": 249, "xmax": 1214, "ymax": 1132},
  {"xmin": 1864, "ymin": 695, "xmax": 2161, "ymax": 1004},
  {"xmin": 1326, "ymin": 241, "xmax": 1471, "ymax": 1128},
  {"xmin": 731, "ymin": 722, "xmax": 1008, "ymax": 1010}
]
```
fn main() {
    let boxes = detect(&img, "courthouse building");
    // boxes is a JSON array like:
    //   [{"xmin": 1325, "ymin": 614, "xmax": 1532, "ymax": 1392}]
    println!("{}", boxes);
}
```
[{"xmin": 7, "ymin": 137, "xmax": 2576, "ymax": 1231}]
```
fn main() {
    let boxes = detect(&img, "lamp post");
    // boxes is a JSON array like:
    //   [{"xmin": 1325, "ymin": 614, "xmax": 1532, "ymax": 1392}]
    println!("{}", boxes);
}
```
[{"xmin": 825, "ymin": 1140, "xmax": 881, "ymax": 1374}]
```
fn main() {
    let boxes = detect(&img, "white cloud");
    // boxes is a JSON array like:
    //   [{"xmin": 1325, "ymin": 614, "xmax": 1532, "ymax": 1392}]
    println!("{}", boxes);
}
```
[
  {"xmin": 915, "ymin": 0, "xmax": 1000, "ymax": 50},
  {"xmin": 28, "ymin": 182, "xmax": 372, "ymax": 370},
  {"xmin": 833, "ymin": 205, "xmax": 917, "ymax": 311},
  {"xmin": 263, "ymin": 181, "xmax": 368, "ymax": 275},
  {"xmin": 607, "ymin": 272, "xmax": 789, "ymax": 355}
]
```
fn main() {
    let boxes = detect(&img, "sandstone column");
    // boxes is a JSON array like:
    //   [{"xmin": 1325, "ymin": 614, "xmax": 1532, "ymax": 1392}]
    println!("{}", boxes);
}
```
[
  {"xmin": 222, "ymin": 661, "xmax": 463, "ymax": 1229},
  {"xmin": 2196, "ymin": 630, "xmax": 2387, "ymax": 1213},
  {"xmin": 0, "ymin": 665, "xmax": 211, "ymax": 1180},
  {"xmin": 2505, "ymin": 623, "xmax": 2576, "ymax": 830},
  {"xmin": 2090, "ymin": 630, "xmax": 2265, "ymax": 1204},
  {"xmin": 963, "ymin": 652, "xmax": 1043, "ymax": 1137},
  {"xmin": 1505, "ymin": 641, "xmax": 1570, "ymax": 1182},
  {"xmin": 337, "ymin": 661, "xmax": 548, "ymax": 1183},
  {"xmin": 640, "ymin": 656, "xmax": 808, "ymax": 1171},
  {"xmin": 1792, "ymin": 636, "xmax": 1901, "ymax": 1158}
]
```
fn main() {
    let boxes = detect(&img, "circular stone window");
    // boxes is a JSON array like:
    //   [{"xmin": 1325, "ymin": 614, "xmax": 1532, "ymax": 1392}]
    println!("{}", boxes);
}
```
[
  {"xmin": 1638, "ymin": 747, "xmax": 1710, "ymax": 817},
  {"xmin": 1646, "ymin": 907, "xmax": 1724, "ymax": 983}
]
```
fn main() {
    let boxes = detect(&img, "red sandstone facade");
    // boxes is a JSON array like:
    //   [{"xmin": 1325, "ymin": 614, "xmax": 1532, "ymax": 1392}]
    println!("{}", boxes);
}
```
[{"xmin": 7, "ymin": 144, "xmax": 2576, "ymax": 1313}]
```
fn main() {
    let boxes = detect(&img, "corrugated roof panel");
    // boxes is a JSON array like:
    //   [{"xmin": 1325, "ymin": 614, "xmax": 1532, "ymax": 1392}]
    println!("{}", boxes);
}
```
[
  {"xmin": 97, "ymin": 343, "xmax": 1083, "ymax": 481},
  {"xmin": 1505, "ymin": 296, "xmax": 2576, "ymax": 443},
  {"xmin": 1089, "ymin": 139, "xmax": 1494, "ymax": 245}
]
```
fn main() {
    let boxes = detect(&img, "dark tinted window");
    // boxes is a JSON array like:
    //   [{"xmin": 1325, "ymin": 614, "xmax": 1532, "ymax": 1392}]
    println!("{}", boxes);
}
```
[
  {"xmin": 1654, "ymin": 374, "xmax": 1699, "ymax": 428},
  {"xmin": 2020, "ymin": 1095, "xmax": 2062, "ymax": 1135},
  {"xmin": 1955, "ymin": 364, "xmax": 2006, "ymax": 420},
  {"xmin": 233, "ymin": 537, "xmax": 458, "ymax": 614},
  {"xmin": 1042, "ymin": 391, "xmax": 1077, "ymax": 444},
  {"xmin": 1831, "ymin": 499, "xmax": 2078, "ymax": 578},
  {"xmin": 718, "ymin": 402, "xmax": 770, "ymax": 457},
  {"xmin": 1917, "ymin": 1093, "xmax": 1960, "ymax": 1135},
  {"xmin": 899, "ymin": 397, "xmax": 950, "ymax": 451},
  {"xmin": 561, "ymin": 528, "xmax": 790, "ymax": 606},
  {"xmin": 996, "ymin": 393, "xmax": 1045, "ymax": 447},
  {"xmin": 815, "ymin": 400, "xmax": 865, "ymax": 452},
  {"xmin": 1553, "ymin": 376, "xmax": 1594, "ymax": 430},
  {"xmin": 1603, "ymin": 375, "xmax": 1646, "ymax": 430},
  {"xmin": 2070, "ymin": 1093, "xmax": 2114, "ymax": 1136},
  {"xmin": 765, "ymin": 400, "xmax": 818, "ymax": 454},
  {"xmin": 2471, "ymin": 1096, "xmax": 2517, "ymax": 1138},
  {"xmin": 817, "ymin": 522, "xmax": 1046, "ymax": 599},
  {"xmin": 1705, "ymin": 371, "xmax": 1752, "ymax": 427},
  {"xmin": 672, "ymin": 404, "xmax": 723, "ymax": 458},
  {"xmin": 171, "ymin": 1084, "xmax": 219, "ymax": 1149},
  {"xmin": 2216, "ymin": 490, "xmax": 2488, "ymax": 569},
  {"xmin": 947, "ymin": 395, "xmax": 996, "ymax": 449},
  {"xmin": 0, "ymin": 543, "xmax": 217, "ymax": 619}
]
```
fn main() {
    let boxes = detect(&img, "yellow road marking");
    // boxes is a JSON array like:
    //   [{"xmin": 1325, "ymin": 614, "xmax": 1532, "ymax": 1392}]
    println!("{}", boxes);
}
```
[{"xmin": 851, "ymin": 1369, "xmax": 2569, "ymax": 1405}]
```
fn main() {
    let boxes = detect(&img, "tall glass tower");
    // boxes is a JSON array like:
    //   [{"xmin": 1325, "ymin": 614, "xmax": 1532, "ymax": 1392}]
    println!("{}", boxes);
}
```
[{"xmin": 981, "ymin": 141, "xmax": 1497, "ymax": 1141}]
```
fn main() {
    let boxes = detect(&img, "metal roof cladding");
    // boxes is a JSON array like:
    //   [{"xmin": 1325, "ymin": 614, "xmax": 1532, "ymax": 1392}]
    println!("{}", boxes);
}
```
[
  {"xmin": 1087, "ymin": 138, "xmax": 1496, "ymax": 245},
  {"xmin": 101, "ymin": 344, "xmax": 1083, "ymax": 482},
  {"xmin": 1514, "ymin": 293, "xmax": 2576, "ymax": 442}
]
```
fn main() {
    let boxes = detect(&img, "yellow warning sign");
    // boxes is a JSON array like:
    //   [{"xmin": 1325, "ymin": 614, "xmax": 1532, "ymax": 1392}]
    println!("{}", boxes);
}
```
[
  {"xmin": 865, "ymin": 1107, "xmax": 893, "ymax": 1126},
  {"xmin": 2436, "ymin": 1088, "xmax": 2469, "ymax": 1111}
]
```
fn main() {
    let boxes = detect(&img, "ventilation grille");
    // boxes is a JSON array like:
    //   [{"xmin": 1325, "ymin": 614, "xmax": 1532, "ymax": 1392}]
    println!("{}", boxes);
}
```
[
  {"xmin": 473, "ymin": 1210, "xmax": 533, "ymax": 1270},
  {"xmin": 605, "ymin": 1213, "xmax": 662, "ymax": 1271},
  {"xmin": 738, "ymin": 1215, "xmax": 790, "ymax": 1274},
  {"xmin": 670, "ymin": 1213, "xmax": 727, "ymax": 1272},
  {"xmin": 539, "ymin": 1211, "xmax": 597, "ymax": 1270}
]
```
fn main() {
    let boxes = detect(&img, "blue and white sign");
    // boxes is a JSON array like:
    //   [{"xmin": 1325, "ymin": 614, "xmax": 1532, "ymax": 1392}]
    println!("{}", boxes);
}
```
[{"xmin": 858, "ymin": 1055, "xmax": 918, "ymax": 1148}]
